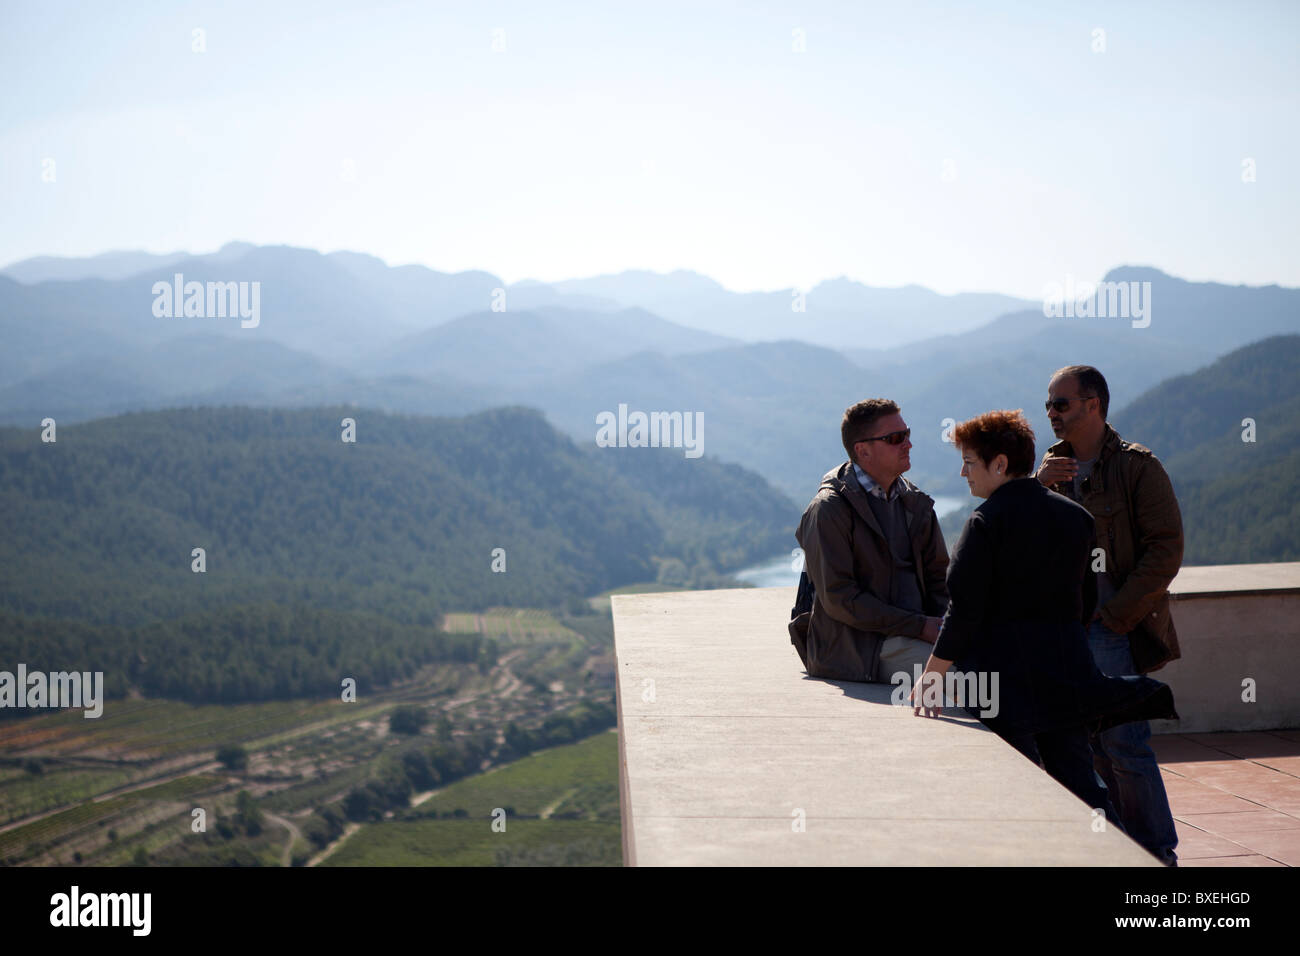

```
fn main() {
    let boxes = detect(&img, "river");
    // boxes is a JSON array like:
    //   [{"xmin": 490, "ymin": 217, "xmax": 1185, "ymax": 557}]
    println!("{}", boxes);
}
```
[{"xmin": 731, "ymin": 494, "xmax": 969, "ymax": 588}]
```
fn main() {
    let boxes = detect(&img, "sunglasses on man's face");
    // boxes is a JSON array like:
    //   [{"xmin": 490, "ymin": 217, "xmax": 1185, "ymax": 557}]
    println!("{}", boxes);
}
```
[
  {"xmin": 1045, "ymin": 396, "xmax": 1091, "ymax": 413},
  {"xmin": 857, "ymin": 428, "xmax": 911, "ymax": 446}
]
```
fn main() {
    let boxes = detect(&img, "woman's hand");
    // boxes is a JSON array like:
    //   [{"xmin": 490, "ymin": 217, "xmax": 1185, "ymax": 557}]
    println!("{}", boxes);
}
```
[{"xmin": 909, "ymin": 655, "xmax": 954, "ymax": 717}]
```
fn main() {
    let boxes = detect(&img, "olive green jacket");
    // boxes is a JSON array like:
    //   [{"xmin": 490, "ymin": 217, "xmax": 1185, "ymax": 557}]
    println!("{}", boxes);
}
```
[{"xmin": 1042, "ymin": 424, "xmax": 1184, "ymax": 673}]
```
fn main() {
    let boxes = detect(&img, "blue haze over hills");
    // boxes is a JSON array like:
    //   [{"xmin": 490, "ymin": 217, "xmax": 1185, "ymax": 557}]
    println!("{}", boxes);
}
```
[{"xmin": 2, "ymin": 242, "xmax": 1297, "ymax": 505}]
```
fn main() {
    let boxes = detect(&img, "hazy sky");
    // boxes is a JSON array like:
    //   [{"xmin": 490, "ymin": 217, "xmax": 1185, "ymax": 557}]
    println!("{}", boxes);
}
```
[{"xmin": 2, "ymin": 0, "xmax": 1297, "ymax": 298}]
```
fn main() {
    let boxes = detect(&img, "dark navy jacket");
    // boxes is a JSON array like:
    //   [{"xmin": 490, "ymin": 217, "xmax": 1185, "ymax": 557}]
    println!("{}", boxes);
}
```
[{"xmin": 934, "ymin": 477, "xmax": 1176, "ymax": 737}]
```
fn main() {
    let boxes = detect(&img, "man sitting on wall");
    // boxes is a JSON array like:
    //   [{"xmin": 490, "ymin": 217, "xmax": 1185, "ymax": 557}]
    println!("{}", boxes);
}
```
[{"xmin": 795, "ymin": 399, "xmax": 950, "ymax": 682}]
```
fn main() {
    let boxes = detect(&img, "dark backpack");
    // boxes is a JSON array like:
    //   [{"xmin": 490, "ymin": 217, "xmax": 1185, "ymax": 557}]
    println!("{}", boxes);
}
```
[{"xmin": 788, "ymin": 569, "xmax": 815, "ymax": 669}]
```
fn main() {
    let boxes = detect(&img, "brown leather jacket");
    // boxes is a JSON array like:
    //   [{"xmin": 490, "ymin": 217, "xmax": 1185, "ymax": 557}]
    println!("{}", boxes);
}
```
[
  {"xmin": 1042, "ymin": 424, "xmax": 1184, "ymax": 673},
  {"xmin": 794, "ymin": 463, "xmax": 949, "ymax": 681}
]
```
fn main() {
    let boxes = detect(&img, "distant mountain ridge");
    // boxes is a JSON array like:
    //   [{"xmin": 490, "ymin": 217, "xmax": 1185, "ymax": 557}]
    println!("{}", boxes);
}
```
[
  {"xmin": 361, "ymin": 305, "xmax": 738, "ymax": 387},
  {"xmin": 548, "ymin": 268, "xmax": 1033, "ymax": 349},
  {"xmin": 3, "ymin": 243, "xmax": 1035, "ymax": 352},
  {"xmin": 2, "ymin": 249, "xmax": 192, "ymax": 284},
  {"xmin": 502, "ymin": 339, "xmax": 899, "ymax": 499},
  {"xmin": 3, "ymin": 243, "xmax": 1296, "ymax": 503},
  {"xmin": 0, "ymin": 243, "xmax": 729, "ymax": 389}
]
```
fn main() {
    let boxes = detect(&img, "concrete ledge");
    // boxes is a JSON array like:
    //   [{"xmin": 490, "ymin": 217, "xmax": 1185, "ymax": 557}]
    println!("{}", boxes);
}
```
[
  {"xmin": 613, "ymin": 587, "xmax": 1159, "ymax": 866},
  {"xmin": 1171, "ymin": 561, "xmax": 1300, "ymax": 598},
  {"xmin": 1153, "ymin": 562, "xmax": 1300, "ymax": 733}
]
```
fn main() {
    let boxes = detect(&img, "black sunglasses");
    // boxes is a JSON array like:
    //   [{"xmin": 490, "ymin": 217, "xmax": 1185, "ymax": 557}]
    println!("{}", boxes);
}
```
[
  {"xmin": 1045, "ymin": 395, "xmax": 1094, "ymax": 413},
  {"xmin": 856, "ymin": 428, "xmax": 911, "ymax": 446}
]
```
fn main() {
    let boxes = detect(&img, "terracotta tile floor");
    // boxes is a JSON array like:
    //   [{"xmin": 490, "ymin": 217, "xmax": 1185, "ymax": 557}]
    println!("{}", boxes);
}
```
[{"xmin": 1151, "ymin": 731, "xmax": 1300, "ymax": 867}]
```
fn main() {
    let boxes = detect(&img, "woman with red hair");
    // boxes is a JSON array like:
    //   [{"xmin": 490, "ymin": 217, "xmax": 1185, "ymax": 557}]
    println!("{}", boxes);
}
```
[{"xmin": 910, "ymin": 409, "xmax": 1177, "ymax": 842}]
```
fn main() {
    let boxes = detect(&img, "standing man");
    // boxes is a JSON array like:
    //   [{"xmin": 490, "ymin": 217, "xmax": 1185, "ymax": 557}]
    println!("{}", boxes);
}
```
[
  {"xmin": 795, "ymin": 399, "xmax": 949, "ymax": 683},
  {"xmin": 1037, "ymin": 365, "xmax": 1184, "ymax": 866}
]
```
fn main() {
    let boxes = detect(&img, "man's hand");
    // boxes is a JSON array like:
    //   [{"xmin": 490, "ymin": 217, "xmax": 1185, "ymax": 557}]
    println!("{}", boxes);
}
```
[
  {"xmin": 920, "ymin": 616, "xmax": 943, "ymax": 643},
  {"xmin": 1036, "ymin": 455, "xmax": 1077, "ymax": 488}
]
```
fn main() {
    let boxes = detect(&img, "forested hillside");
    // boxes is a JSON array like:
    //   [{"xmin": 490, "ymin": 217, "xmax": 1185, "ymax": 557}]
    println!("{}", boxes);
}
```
[
  {"xmin": 0, "ymin": 405, "xmax": 796, "ymax": 705},
  {"xmin": 1111, "ymin": 335, "xmax": 1300, "ymax": 564}
]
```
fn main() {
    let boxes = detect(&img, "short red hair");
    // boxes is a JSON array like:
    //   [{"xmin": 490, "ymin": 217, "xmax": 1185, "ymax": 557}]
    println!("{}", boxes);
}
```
[{"xmin": 953, "ymin": 409, "xmax": 1036, "ymax": 476}]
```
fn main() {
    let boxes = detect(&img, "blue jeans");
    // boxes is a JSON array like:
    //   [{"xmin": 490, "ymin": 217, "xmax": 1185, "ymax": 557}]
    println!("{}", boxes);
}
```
[
  {"xmin": 1002, "ymin": 726, "xmax": 1124, "ymax": 831},
  {"xmin": 1087, "ymin": 618, "xmax": 1178, "ymax": 865}
]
